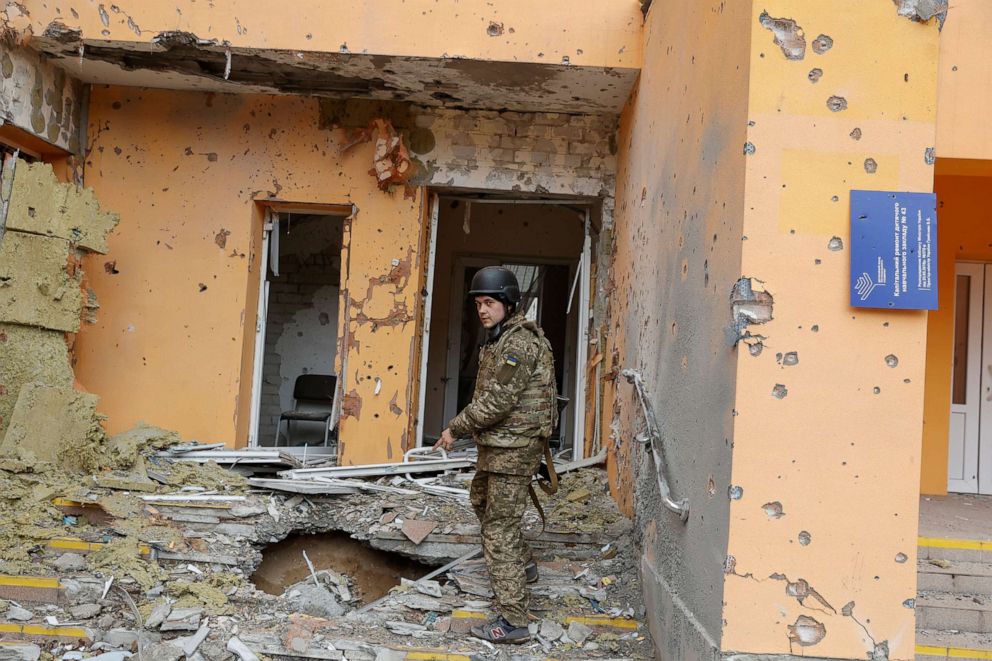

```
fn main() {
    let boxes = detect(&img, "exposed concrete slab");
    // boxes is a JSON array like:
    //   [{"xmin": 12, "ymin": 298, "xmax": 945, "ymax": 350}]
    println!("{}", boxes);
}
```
[
  {"xmin": 6, "ymin": 161, "xmax": 119, "ymax": 254},
  {"xmin": 0, "ymin": 230, "xmax": 81, "ymax": 332},
  {"xmin": 0, "ymin": 323, "xmax": 73, "ymax": 441},
  {"xmin": 0, "ymin": 382, "xmax": 101, "ymax": 464},
  {"xmin": 33, "ymin": 39, "xmax": 638, "ymax": 115}
]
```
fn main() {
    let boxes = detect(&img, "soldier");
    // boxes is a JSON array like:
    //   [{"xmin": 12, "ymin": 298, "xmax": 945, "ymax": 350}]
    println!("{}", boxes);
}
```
[{"xmin": 434, "ymin": 265, "xmax": 558, "ymax": 644}]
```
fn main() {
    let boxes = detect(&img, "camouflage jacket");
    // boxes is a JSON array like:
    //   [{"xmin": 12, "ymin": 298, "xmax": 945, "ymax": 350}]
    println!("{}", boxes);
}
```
[{"xmin": 448, "ymin": 314, "xmax": 557, "ymax": 473}]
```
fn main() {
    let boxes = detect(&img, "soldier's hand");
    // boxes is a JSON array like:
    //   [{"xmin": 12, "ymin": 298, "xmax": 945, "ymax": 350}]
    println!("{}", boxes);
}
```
[{"xmin": 433, "ymin": 428, "xmax": 455, "ymax": 452}]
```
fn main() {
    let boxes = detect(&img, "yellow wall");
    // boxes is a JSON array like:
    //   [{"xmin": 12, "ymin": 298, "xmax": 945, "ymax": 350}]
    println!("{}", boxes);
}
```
[
  {"xmin": 920, "ymin": 169, "xmax": 992, "ymax": 494},
  {"xmin": 723, "ymin": 3, "xmax": 939, "ymax": 659},
  {"xmin": 11, "ymin": 0, "xmax": 641, "ymax": 69},
  {"xmin": 74, "ymin": 87, "xmax": 426, "ymax": 465},
  {"xmin": 936, "ymin": 0, "xmax": 992, "ymax": 160}
]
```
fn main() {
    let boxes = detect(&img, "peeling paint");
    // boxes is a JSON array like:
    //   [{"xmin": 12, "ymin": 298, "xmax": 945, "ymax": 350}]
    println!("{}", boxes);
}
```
[
  {"xmin": 787, "ymin": 615, "xmax": 826, "ymax": 647},
  {"xmin": 893, "ymin": 0, "xmax": 948, "ymax": 25},
  {"xmin": 758, "ymin": 12, "xmax": 806, "ymax": 61}
]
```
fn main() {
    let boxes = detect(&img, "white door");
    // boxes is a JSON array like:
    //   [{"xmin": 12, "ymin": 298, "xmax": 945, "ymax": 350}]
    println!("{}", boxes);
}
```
[{"xmin": 949, "ymin": 263, "xmax": 989, "ymax": 493}]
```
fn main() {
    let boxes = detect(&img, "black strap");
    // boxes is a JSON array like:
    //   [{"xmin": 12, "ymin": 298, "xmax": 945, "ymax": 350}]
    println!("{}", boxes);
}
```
[{"xmin": 529, "ymin": 438, "xmax": 559, "ymax": 532}]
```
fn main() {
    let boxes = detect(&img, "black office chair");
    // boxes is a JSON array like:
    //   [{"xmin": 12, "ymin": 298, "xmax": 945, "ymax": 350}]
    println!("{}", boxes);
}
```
[{"xmin": 274, "ymin": 374, "xmax": 337, "ymax": 447}]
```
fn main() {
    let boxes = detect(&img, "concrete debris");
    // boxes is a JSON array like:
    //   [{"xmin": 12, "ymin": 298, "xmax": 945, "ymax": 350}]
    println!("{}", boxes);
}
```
[
  {"xmin": 285, "ymin": 581, "xmax": 346, "ymax": 618},
  {"xmin": 226, "ymin": 636, "xmax": 259, "ymax": 661},
  {"xmin": 0, "ymin": 354, "xmax": 645, "ymax": 659},
  {"xmin": 0, "ymin": 644, "xmax": 41, "ymax": 661},
  {"xmin": 567, "ymin": 620, "xmax": 594, "ymax": 645},
  {"xmin": 144, "ymin": 601, "xmax": 172, "ymax": 628},
  {"xmin": 160, "ymin": 607, "xmax": 203, "ymax": 631},
  {"xmin": 401, "ymin": 518, "xmax": 439, "ymax": 545},
  {"xmin": 7, "ymin": 604, "xmax": 33, "ymax": 621},
  {"xmin": 139, "ymin": 642, "xmax": 182, "ymax": 661},
  {"xmin": 540, "ymin": 619, "xmax": 565, "ymax": 640},
  {"xmin": 69, "ymin": 603, "xmax": 102, "ymax": 619}
]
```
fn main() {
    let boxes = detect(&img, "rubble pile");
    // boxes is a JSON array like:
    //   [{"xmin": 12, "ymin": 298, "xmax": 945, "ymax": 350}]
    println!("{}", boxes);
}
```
[{"xmin": 0, "ymin": 424, "xmax": 651, "ymax": 660}]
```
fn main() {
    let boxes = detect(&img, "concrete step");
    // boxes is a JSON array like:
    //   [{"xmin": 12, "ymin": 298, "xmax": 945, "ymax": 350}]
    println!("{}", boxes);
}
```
[
  {"xmin": 918, "ymin": 559, "xmax": 992, "ymax": 594},
  {"xmin": 917, "ymin": 592, "xmax": 992, "ymax": 633},
  {"xmin": 916, "ymin": 628, "xmax": 992, "ymax": 660},
  {"xmin": 919, "ymin": 536, "xmax": 992, "ymax": 564}
]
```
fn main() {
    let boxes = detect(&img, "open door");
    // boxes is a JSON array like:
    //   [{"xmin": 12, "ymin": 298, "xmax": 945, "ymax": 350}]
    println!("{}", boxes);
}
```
[{"xmin": 948, "ymin": 262, "xmax": 992, "ymax": 493}]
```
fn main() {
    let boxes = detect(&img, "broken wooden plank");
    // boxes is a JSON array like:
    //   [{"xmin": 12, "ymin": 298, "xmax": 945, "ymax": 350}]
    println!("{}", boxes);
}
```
[
  {"xmin": 140, "ymin": 494, "xmax": 246, "ymax": 502},
  {"xmin": 248, "ymin": 478, "xmax": 360, "ymax": 495},
  {"xmin": 156, "ymin": 551, "xmax": 240, "ymax": 566},
  {"xmin": 553, "ymin": 449, "xmax": 607, "ymax": 474},
  {"xmin": 312, "ymin": 477, "xmax": 417, "ymax": 495},
  {"xmin": 158, "ymin": 449, "xmax": 302, "ymax": 467},
  {"xmin": 280, "ymin": 458, "xmax": 472, "ymax": 481},
  {"xmin": 374, "ymin": 530, "xmax": 610, "ymax": 547}
]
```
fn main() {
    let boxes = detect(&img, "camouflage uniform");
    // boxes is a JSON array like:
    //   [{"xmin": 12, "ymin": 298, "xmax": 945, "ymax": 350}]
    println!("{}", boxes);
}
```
[{"xmin": 448, "ymin": 313, "xmax": 557, "ymax": 628}]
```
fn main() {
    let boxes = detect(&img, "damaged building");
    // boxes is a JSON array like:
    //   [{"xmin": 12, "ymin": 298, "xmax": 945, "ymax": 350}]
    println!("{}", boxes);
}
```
[{"xmin": 1, "ymin": 0, "xmax": 992, "ymax": 660}]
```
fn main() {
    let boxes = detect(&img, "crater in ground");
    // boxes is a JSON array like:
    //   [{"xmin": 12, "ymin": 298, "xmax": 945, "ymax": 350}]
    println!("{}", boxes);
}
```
[{"xmin": 251, "ymin": 531, "xmax": 427, "ymax": 604}]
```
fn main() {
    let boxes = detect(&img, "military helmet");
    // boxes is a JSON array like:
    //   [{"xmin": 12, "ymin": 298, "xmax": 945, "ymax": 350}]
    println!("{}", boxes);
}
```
[{"xmin": 468, "ymin": 266, "xmax": 520, "ymax": 306}]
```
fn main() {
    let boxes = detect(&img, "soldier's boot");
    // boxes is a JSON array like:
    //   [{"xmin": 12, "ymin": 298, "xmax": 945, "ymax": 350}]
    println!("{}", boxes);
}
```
[
  {"xmin": 470, "ymin": 616, "xmax": 532, "ymax": 644},
  {"xmin": 525, "ymin": 562, "xmax": 539, "ymax": 584}
]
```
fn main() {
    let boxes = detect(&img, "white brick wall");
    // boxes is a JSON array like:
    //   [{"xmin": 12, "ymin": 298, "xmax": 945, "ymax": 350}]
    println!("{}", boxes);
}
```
[{"xmin": 410, "ymin": 107, "xmax": 618, "ymax": 215}]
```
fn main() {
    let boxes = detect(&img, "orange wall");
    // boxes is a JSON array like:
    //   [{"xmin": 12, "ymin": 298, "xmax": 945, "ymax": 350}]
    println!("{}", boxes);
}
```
[
  {"xmin": 920, "ymin": 170, "xmax": 992, "ymax": 494},
  {"xmin": 936, "ymin": 0, "xmax": 992, "ymax": 160},
  {"xmin": 723, "ymin": 2, "xmax": 939, "ymax": 658},
  {"xmin": 74, "ymin": 87, "xmax": 426, "ymax": 465},
  {"xmin": 11, "ymin": 0, "xmax": 641, "ymax": 69}
]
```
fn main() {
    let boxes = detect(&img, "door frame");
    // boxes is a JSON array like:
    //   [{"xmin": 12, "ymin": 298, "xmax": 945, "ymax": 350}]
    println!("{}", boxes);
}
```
[
  {"xmin": 246, "ymin": 203, "xmax": 353, "ymax": 451},
  {"xmin": 949, "ymin": 261, "xmax": 990, "ymax": 494},
  {"xmin": 438, "ymin": 253, "xmax": 583, "ymax": 454}
]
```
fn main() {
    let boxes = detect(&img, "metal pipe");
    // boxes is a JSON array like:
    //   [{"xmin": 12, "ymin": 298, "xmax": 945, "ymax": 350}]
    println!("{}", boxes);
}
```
[{"xmin": 620, "ymin": 369, "xmax": 690, "ymax": 522}]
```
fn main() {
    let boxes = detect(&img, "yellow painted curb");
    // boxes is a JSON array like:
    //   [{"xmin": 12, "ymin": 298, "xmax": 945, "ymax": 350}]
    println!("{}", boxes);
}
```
[
  {"xmin": 450, "ymin": 610, "xmax": 488, "ymax": 619},
  {"xmin": 52, "ymin": 498, "xmax": 101, "ymax": 508},
  {"xmin": 0, "ymin": 623, "xmax": 91, "ymax": 639},
  {"xmin": 0, "ymin": 575, "xmax": 59, "ymax": 589},
  {"xmin": 917, "ymin": 644, "xmax": 992, "ymax": 659},
  {"xmin": 919, "ymin": 537, "xmax": 992, "ymax": 551},
  {"xmin": 564, "ymin": 615, "xmax": 638, "ymax": 630},
  {"xmin": 48, "ymin": 537, "xmax": 152, "ymax": 556}
]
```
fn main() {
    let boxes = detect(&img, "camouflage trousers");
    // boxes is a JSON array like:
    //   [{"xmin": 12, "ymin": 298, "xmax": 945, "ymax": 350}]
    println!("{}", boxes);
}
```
[{"xmin": 470, "ymin": 470, "xmax": 533, "ymax": 628}]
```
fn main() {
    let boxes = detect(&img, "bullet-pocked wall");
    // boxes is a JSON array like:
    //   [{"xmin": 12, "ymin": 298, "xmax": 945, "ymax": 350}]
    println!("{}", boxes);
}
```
[
  {"xmin": 605, "ymin": 1, "xmax": 751, "ymax": 656},
  {"xmin": 74, "ymin": 88, "xmax": 425, "ymax": 466},
  {"xmin": 723, "ymin": 3, "xmax": 940, "ymax": 659},
  {"xmin": 935, "ymin": 0, "xmax": 992, "ymax": 161},
  {"xmin": 74, "ymin": 89, "xmax": 620, "ymax": 464}
]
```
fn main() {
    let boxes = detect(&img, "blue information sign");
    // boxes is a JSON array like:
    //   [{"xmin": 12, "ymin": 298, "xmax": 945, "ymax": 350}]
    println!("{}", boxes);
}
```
[{"xmin": 849, "ymin": 190, "xmax": 937, "ymax": 310}]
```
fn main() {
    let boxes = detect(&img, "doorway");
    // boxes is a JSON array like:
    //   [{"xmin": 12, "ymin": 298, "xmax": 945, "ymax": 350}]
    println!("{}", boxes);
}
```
[
  {"xmin": 419, "ymin": 195, "xmax": 593, "ymax": 457},
  {"xmin": 248, "ymin": 211, "xmax": 347, "ymax": 451},
  {"xmin": 949, "ymin": 262, "xmax": 992, "ymax": 494},
  {"xmin": 443, "ymin": 259, "xmax": 572, "ymax": 427}
]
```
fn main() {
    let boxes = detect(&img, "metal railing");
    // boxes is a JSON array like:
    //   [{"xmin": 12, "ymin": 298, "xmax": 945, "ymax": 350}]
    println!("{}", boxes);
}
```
[{"xmin": 621, "ymin": 369, "xmax": 690, "ymax": 522}]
